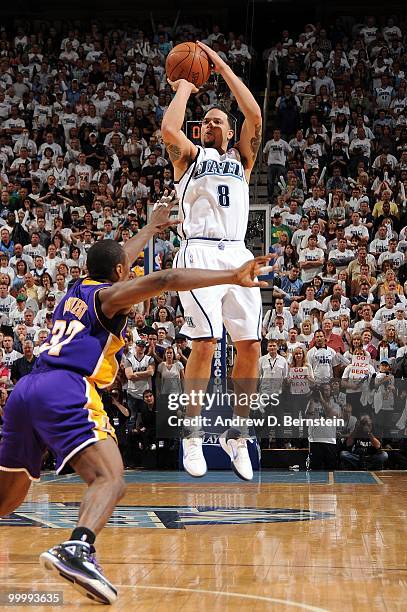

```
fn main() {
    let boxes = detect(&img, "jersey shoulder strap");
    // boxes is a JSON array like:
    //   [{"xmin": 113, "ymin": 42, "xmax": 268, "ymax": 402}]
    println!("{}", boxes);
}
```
[{"xmin": 174, "ymin": 146, "xmax": 201, "ymax": 185}]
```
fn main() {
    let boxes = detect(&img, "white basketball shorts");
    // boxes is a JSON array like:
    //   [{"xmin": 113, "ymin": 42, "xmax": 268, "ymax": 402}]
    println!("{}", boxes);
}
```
[{"xmin": 173, "ymin": 238, "xmax": 263, "ymax": 342}]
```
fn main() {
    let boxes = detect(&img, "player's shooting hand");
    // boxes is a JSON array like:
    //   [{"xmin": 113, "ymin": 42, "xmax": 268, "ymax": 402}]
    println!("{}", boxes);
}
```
[
  {"xmin": 150, "ymin": 190, "xmax": 179, "ymax": 231},
  {"xmin": 167, "ymin": 79, "xmax": 199, "ymax": 94},
  {"xmin": 234, "ymin": 256, "xmax": 272, "ymax": 288},
  {"xmin": 196, "ymin": 41, "xmax": 228, "ymax": 74}
]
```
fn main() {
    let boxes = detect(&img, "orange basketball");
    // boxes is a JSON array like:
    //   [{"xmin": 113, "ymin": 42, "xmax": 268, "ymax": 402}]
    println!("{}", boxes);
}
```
[{"xmin": 165, "ymin": 42, "xmax": 211, "ymax": 88}]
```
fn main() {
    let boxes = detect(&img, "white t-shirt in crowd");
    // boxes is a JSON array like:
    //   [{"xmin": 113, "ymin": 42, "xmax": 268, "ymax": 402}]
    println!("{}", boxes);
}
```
[
  {"xmin": 307, "ymin": 346, "xmax": 341, "ymax": 382},
  {"xmin": 263, "ymin": 139, "xmax": 291, "ymax": 166},
  {"xmin": 345, "ymin": 224, "xmax": 369, "ymax": 241},
  {"xmin": 299, "ymin": 247, "xmax": 324, "ymax": 282}
]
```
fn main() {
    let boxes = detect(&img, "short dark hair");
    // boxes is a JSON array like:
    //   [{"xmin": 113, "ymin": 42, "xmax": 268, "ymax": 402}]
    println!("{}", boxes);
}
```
[
  {"xmin": 86, "ymin": 239, "xmax": 125, "ymax": 282},
  {"xmin": 205, "ymin": 105, "xmax": 234, "ymax": 131}
]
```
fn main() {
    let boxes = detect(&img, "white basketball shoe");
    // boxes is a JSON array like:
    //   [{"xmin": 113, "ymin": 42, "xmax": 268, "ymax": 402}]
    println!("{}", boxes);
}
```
[
  {"xmin": 220, "ymin": 428, "xmax": 254, "ymax": 481},
  {"xmin": 182, "ymin": 435, "xmax": 207, "ymax": 477}
]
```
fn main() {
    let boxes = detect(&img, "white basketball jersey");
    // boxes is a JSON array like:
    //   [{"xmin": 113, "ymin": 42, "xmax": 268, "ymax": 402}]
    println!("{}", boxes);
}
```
[{"xmin": 175, "ymin": 146, "xmax": 249, "ymax": 240}]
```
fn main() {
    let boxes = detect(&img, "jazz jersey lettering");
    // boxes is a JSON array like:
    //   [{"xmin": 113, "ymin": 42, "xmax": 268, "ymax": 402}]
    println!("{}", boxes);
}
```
[
  {"xmin": 37, "ymin": 279, "xmax": 126, "ymax": 388},
  {"xmin": 175, "ymin": 146, "xmax": 249, "ymax": 240}
]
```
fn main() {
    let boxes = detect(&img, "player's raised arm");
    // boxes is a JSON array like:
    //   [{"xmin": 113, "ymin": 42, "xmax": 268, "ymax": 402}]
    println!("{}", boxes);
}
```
[
  {"xmin": 99, "ymin": 256, "xmax": 270, "ymax": 318},
  {"xmin": 121, "ymin": 191, "xmax": 178, "ymax": 264},
  {"xmin": 161, "ymin": 80, "xmax": 199, "ymax": 179},
  {"xmin": 196, "ymin": 41, "xmax": 262, "ymax": 179}
]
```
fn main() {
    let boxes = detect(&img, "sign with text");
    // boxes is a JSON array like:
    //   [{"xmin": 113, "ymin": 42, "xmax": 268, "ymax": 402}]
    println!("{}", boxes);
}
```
[{"xmin": 351, "ymin": 354, "xmax": 371, "ymax": 375}]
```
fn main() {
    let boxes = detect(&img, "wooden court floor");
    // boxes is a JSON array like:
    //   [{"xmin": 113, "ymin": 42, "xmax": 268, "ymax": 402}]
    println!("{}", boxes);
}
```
[{"xmin": 0, "ymin": 470, "xmax": 406, "ymax": 611}]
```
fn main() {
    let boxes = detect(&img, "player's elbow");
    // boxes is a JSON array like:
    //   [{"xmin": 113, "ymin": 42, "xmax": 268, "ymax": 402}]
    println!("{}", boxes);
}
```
[
  {"xmin": 161, "ymin": 123, "xmax": 177, "ymax": 141},
  {"xmin": 161, "ymin": 123, "xmax": 171, "ymax": 138},
  {"xmin": 250, "ymin": 109, "xmax": 262, "ymax": 124}
]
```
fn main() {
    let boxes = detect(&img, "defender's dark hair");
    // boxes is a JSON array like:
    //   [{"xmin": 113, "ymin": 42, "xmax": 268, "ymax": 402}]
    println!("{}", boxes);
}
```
[
  {"xmin": 86, "ymin": 239, "xmax": 125, "ymax": 281},
  {"xmin": 205, "ymin": 105, "xmax": 235, "ymax": 131}
]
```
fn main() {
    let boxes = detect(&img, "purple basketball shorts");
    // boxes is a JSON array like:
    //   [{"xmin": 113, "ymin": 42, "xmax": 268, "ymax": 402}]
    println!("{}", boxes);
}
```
[{"xmin": 0, "ymin": 369, "xmax": 116, "ymax": 480}]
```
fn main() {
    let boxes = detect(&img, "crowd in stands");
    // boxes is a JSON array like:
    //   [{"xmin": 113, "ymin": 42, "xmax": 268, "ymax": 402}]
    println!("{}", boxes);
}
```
[
  {"xmin": 259, "ymin": 14, "xmax": 407, "ymax": 468},
  {"xmin": 0, "ymin": 18, "xmax": 256, "ymax": 469},
  {"xmin": 0, "ymin": 14, "xmax": 406, "ymax": 471}
]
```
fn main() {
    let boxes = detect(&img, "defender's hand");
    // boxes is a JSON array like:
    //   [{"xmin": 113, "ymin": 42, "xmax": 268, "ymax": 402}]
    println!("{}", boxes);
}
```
[
  {"xmin": 234, "ymin": 256, "xmax": 271, "ymax": 288},
  {"xmin": 150, "ymin": 190, "xmax": 179, "ymax": 231}
]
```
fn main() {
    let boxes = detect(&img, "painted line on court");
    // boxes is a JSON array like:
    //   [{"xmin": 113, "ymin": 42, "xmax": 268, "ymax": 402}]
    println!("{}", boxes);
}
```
[
  {"xmin": 379, "ymin": 469, "xmax": 407, "ymax": 473},
  {"xmin": 123, "ymin": 584, "xmax": 329, "ymax": 610},
  {"xmin": 0, "ymin": 582, "xmax": 329, "ymax": 611}
]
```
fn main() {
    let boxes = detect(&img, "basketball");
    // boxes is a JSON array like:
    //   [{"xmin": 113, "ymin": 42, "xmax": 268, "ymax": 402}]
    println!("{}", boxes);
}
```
[{"xmin": 165, "ymin": 42, "xmax": 211, "ymax": 88}]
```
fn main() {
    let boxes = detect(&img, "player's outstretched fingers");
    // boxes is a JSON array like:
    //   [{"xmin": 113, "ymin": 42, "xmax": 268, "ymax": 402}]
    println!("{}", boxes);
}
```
[
  {"xmin": 154, "ymin": 190, "xmax": 179, "ymax": 211},
  {"xmin": 251, "ymin": 256, "xmax": 273, "ymax": 286},
  {"xmin": 236, "ymin": 257, "xmax": 271, "ymax": 288},
  {"xmin": 153, "ymin": 200, "xmax": 168, "ymax": 210},
  {"xmin": 252, "ymin": 255, "xmax": 272, "ymax": 270},
  {"xmin": 258, "ymin": 266, "xmax": 274, "ymax": 275},
  {"xmin": 166, "ymin": 190, "xmax": 179, "ymax": 207}
]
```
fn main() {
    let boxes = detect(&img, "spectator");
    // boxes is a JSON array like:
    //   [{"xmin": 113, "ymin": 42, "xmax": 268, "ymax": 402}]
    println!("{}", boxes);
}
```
[
  {"xmin": 341, "ymin": 347, "xmax": 376, "ymax": 417},
  {"xmin": 152, "ymin": 306, "xmax": 175, "ymax": 341},
  {"xmin": 337, "ymin": 403, "xmax": 357, "ymax": 438},
  {"xmin": 174, "ymin": 334, "xmax": 191, "ymax": 366},
  {"xmin": 263, "ymin": 128, "xmax": 291, "ymax": 200},
  {"xmin": 0, "ymin": 349, "xmax": 10, "ymax": 388},
  {"xmin": 287, "ymin": 346, "xmax": 314, "ymax": 443},
  {"xmin": 124, "ymin": 339, "xmax": 155, "ymax": 427},
  {"xmin": 299, "ymin": 235, "xmax": 325, "ymax": 283},
  {"xmin": 309, "ymin": 318, "xmax": 345, "ymax": 353},
  {"xmin": 156, "ymin": 347, "xmax": 184, "ymax": 395},
  {"xmin": 132, "ymin": 389, "xmax": 157, "ymax": 451},
  {"xmin": 306, "ymin": 384, "xmax": 340, "ymax": 470},
  {"xmin": 11, "ymin": 339, "xmax": 36, "ymax": 383},
  {"xmin": 258, "ymin": 340, "xmax": 288, "ymax": 396},
  {"xmin": 340, "ymin": 415, "xmax": 388, "ymax": 470},
  {"xmin": 307, "ymin": 330, "xmax": 342, "ymax": 383},
  {"xmin": 2, "ymin": 334, "xmax": 22, "ymax": 367}
]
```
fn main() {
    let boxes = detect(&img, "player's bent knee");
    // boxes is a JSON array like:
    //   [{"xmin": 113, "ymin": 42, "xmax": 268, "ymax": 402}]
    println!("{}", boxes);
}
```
[
  {"xmin": 92, "ymin": 473, "xmax": 126, "ymax": 501},
  {"xmin": 235, "ymin": 339, "xmax": 261, "ymax": 356},
  {"xmin": 191, "ymin": 339, "xmax": 217, "ymax": 359},
  {"xmin": 114, "ymin": 477, "xmax": 127, "ymax": 501}
]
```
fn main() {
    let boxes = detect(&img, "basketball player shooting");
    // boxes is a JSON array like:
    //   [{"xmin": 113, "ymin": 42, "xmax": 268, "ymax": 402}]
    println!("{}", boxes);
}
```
[
  {"xmin": 161, "ymin": 41, "xmax": 263, "ymax": 481},
  {"xmin": 0, "ymin": 192, "xmax": 269, "ymax": 604}
]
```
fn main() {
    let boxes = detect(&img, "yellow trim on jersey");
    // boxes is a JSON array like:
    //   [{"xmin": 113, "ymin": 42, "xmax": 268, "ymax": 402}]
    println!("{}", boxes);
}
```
[
  {"xmin": 88, "ymin": 332, "xmax": 125, "ymax": 388},
  {"xmin": 84, "ymin": 377, "xmax": 117, "ymax": 442},
  {"xmin": 82, "ymin": 279, "xmax": 106, "ymax": 286},
  {"xmin": 88, "ymin": 286, "xmax": 127, "ymax": 388}
]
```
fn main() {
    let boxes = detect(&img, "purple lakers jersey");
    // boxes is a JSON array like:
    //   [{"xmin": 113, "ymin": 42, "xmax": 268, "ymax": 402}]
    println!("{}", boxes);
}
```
[{"xmin": 37, "ymin": 279, "xmax": 126, "ymax": 388}]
